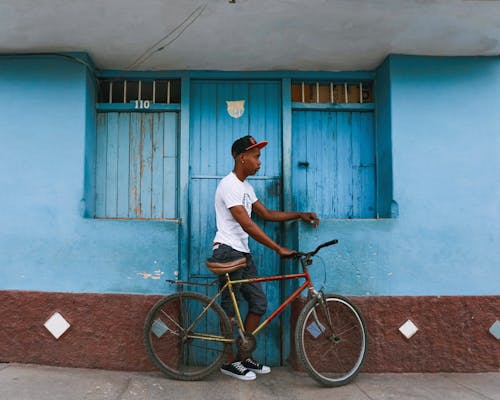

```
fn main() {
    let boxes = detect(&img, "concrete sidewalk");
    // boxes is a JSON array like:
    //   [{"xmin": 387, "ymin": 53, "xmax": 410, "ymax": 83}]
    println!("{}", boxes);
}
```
[{"xmin": 0, "ymin": 363, "xmax": 498, "ymax": 400}]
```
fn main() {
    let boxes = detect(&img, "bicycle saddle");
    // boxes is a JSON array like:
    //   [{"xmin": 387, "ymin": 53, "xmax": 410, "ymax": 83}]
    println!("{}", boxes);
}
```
[{"xmin": 205, "ymin": 257, "xmax": 246, "ymax": 274}]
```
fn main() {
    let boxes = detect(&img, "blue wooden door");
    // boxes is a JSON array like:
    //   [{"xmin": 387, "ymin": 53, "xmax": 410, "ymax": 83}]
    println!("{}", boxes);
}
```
[
  {"xmin": 292, "ymin": 110, "xmax": 376, "ymax": 218},
  {"xmin": 189, "ymin": 80, "xmax": 282, "ymax": 365}
]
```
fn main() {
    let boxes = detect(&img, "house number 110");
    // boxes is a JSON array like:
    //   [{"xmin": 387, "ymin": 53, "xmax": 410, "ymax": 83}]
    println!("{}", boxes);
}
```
[{"xmin": 134, "ymin": 100, "xmax": 150, "ymax": 109}]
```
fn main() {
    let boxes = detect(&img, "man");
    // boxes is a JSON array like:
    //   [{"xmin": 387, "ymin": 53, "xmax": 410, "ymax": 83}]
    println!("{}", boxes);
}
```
[{"xmin": 210, "ymin": 135, "xmax": 319, "ymax": 381}]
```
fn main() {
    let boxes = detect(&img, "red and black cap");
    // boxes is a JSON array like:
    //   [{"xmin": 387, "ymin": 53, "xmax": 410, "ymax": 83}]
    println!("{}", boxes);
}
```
[{"xmin": 231, "ymin": 135, "xmax": 268, "ymax": 157}]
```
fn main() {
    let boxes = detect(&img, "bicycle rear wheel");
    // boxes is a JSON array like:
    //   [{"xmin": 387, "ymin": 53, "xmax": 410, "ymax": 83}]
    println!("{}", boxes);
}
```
[
  {"xmin": 295, "ymin": 294, "xmax": 367, "ymax": 387},
  {"xmin": 144, "ymin": 291, "xmax": 232, "ymax": 381}
]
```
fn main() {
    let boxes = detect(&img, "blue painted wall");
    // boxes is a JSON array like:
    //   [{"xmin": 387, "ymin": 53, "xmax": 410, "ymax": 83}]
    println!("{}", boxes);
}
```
[
  {"xmin": 0, "ymin": 55, "xmax": 179, "ymax": 294},
  {"xmin": 1, "ymin": 54, "xmax": 499, "ymax": 297},
  {"xmin": 299, "ymin": 55, "xmax": 500, "ymax": 296}
]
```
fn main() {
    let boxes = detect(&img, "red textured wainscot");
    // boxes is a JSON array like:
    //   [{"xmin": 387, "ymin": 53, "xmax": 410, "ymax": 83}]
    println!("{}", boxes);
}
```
[
  {"xmin": 289, "ymin": 295, "xmax": 500, "ymax": 373},
  {"xmin": 0, "ymin": 290, "xmax": 163, "ymax": 371}
]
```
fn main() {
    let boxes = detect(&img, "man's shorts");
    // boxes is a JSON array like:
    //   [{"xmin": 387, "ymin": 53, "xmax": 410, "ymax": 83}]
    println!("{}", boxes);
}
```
[{"xmin": 211, "ymin": 243, "xmax": 267, "ymax": 317}]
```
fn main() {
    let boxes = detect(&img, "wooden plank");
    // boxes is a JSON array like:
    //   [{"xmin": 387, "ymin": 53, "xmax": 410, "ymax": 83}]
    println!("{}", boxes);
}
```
[
  {"xmin": 215, "ymin": 83, "xmax": 233, "ymax": 176},
  {"xmin": 189, "ymin": 81, "xmax": 202, "ymax": 175},
  {"xmin": 163, "ymin": 112, "xmax": 178, "ymax": 158},
  {"xmin": 291, "ymin": 111, "xmax": 305, "ymax": 212},
  {"xmin": 264, "ymin": 82, "xmax": 282, "ymax": 176},
  {"xmin": 189, "ymin": 180, "xmax": 202, "ymax": 276},
  {"xmin": 248, "ymin": 82, "xmax": 266, "ymax": 138},
  {"xmin": 336, "ymin": 112, "xmax": 354, "ymax": 218},
  {"xmin": 151, "ymin": 113, "xmax": 164, "ymax": 219},
  {"xmin": 321, "ymin": 111, "xmax": 337, "ymax": 217},
  {"xmin": 351, "ymin": 112, "xmax": 362, "ymax": 218},
  {"xmin": 105, "ymin": 113, "xmax": 119, "ymax": 217},
  {"xmin": 201, "ymin": 83, "xmax": 217, "ymax": 175},
  {"xmin": 140, "ymin": 114, "xmax": 153, "ymax": 218},
  {"xmin": 163, "ymin": 112, "xmax": 178, "ymax": 218},
  {"xmin": 116, "ymin": 113, "xmax": 130, "ymax": 217},
  {"xmin": 282, "ymin": 78, "xmax": 293, "ymax": 213},
  {"xmin": 188, "ymin": 177, "xmax": 219, "ymax": 276},
  {"xmin": 230, "ymin": 82, "xmax": 250, "ymax": 146},
  {"xmin": 360, "ymin": 112, "xmax": 376, "ymax": 218},
  {"xmin": 129, "ymin": 113, "xmax": 142, "ymax": 218}
]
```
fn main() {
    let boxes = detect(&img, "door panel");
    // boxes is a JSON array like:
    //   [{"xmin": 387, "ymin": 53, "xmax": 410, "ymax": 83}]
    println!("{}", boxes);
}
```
[
  {"xmin": 189, "ymin": 80, "xmax": 282, "ymax": 365},
  {"xmin": 95, "ymin": 112, "xmax": 178, "ymax": 219},
  {"xmin": 291, "ymin": 110, "xmax": 376, "ymax": 218}
]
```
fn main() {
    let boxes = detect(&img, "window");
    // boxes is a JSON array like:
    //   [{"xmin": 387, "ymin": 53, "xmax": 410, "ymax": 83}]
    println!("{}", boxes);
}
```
[
  {"xmin": 291, "ymin": 80, "xmax": 377, "ymax": 218},
  {"xmin": 94, "ymin": 112, "xmax": 178, "ymax": 219}
]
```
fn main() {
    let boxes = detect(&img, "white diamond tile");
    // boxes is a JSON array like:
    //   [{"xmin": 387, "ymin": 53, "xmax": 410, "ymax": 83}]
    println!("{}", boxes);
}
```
[
  {"xmin": 399, "ymin": 319, "xmax": 418, "ymax": 339},
  {"xmin": 151, "ymin": 319, "xmax": 169, "ymax": 338},
  {"xmin": 489, "ymin": 320, "xmax": 500, "ymax": 340},
  {"xmin": 44, "ymin": 312, "xmax": 70, "ymax": 339}
]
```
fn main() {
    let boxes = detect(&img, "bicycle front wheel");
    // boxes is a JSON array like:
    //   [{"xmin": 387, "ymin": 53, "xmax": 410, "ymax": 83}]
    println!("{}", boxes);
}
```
[
  {"xmin": 144, "ymin": 291, "xmax": 232, "ymax": 381},
  {"xmin": 295, "ymin": 294, "xmax": 367, "ymax": 387}
]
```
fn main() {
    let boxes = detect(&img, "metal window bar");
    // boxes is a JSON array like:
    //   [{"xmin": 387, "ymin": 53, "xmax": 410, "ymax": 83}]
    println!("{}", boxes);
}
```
[
  {"xmin": 291, "ymin": 80, "xmax": 372, "ymax": 104},
  {"xmin": 98, "ymin": 78, "xmax": 179, "ymax": 104}
]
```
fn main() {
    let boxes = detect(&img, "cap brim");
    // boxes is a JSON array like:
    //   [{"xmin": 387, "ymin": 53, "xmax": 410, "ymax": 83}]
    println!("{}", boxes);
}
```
[{"xmin": 245, "ymin": 141, "xmax": 268, "ymax": 151}]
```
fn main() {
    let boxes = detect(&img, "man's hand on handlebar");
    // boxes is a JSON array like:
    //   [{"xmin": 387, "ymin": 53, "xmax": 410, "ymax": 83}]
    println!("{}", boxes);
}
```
[
  {"xmin": 276, "ymin": 239, "xmax": 338, "ymax": 259},
  {"xmin": 276, "ymin": 246, "xmax": 298, "ymax": 258}
]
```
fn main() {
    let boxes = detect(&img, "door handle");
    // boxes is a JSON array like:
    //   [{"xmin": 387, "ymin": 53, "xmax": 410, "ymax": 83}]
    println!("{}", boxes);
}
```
[{"xmin": 298, "ymin": 161, "xmax": 309, "ymax": 168}]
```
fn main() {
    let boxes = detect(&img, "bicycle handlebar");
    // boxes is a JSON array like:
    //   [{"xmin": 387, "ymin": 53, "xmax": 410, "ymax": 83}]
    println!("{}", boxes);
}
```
[
  {"xmin": 310, "ymin": 239, "xmax": 338, "ymax": 255},
  {"xmin": 282, "ymin": 239, "xmax": 338, "ymax": 259}
]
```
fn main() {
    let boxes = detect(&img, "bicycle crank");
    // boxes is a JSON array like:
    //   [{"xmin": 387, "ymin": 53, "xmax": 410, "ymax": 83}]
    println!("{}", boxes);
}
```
[{"xmin": 236, "ymin": 333, "xmax": 256, "ymax": 354}]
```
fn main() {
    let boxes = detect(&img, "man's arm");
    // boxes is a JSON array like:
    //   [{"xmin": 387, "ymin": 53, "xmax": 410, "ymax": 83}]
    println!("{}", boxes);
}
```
[
  {"xmin": 252, "ymin": 201, "xmax": 319, "ymax": 228},
  {"xmin": 229, "ymin": 205, "xmax": 295, "ymax": 257}
]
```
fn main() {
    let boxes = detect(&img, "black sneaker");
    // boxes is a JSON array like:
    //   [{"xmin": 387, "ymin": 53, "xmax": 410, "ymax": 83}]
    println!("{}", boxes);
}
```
[
  {"xmin": 220, "ymin": 361, "xmax": 256, "ymax": 381},
  {"xmin": 241, "ymin": 358, "xmax": 271, "ymax": 374}
]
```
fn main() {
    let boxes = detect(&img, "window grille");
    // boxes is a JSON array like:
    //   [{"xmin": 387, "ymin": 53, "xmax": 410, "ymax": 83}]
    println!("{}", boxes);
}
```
[
  {"xmin": 291, "ymin": 81, "xmax": 373, "ymax": 104},
  {"xmin": 97, "ymin": 79, "xmax": 181, "ymax": 104}
]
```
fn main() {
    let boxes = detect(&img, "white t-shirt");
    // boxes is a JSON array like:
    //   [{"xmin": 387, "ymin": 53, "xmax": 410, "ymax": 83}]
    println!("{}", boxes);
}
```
[{"xmin": 213, "ymin": 172, "xmax": 258, "ymax": 253}]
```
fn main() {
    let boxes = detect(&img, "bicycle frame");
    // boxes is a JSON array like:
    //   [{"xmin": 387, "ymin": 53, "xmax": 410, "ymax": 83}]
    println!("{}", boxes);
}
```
[
  {"xmin": 227, "ymin": 271, "xmax": 314, "ymax": 337},
  {"xmin": 184, "ymin": 263, "xmax": 317, "ymax": 344}
]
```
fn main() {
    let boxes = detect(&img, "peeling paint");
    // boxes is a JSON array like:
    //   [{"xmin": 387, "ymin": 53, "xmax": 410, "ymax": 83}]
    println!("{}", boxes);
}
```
[{"xmin": 137, "ymin": 269, "xmax": 164, "ymax": 280}]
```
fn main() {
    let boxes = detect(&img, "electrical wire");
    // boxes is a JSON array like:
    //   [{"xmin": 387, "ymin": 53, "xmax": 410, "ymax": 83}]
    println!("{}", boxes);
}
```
[{"xmin": 126, "ymin": 2, "xmax": 207, "ymax": 70}]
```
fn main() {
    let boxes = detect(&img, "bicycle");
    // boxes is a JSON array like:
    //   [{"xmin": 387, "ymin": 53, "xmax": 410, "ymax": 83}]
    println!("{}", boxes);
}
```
[{"xmin": 144, "ymin": 239, "xmax": 368, "ymax": 387}]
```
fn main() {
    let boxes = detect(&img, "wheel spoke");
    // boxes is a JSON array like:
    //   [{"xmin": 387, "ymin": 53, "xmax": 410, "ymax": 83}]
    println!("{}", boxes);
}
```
[
  {"xmin": 158, "ymin": 308, "xmax": 183, "ymax": 332},
  {"xmin": 336, "ymin": 323, "xmax": 361, "ymax": 338}
]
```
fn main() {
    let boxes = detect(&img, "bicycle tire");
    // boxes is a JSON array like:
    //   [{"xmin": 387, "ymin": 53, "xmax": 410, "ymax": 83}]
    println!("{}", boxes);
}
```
[
  {"xmin": 295, "ymin": 294, "xmax": 367, "ymax": 387},
  {"xmin": 144, "ymin": 291, "xmax": 232, "ymax": 381}
]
